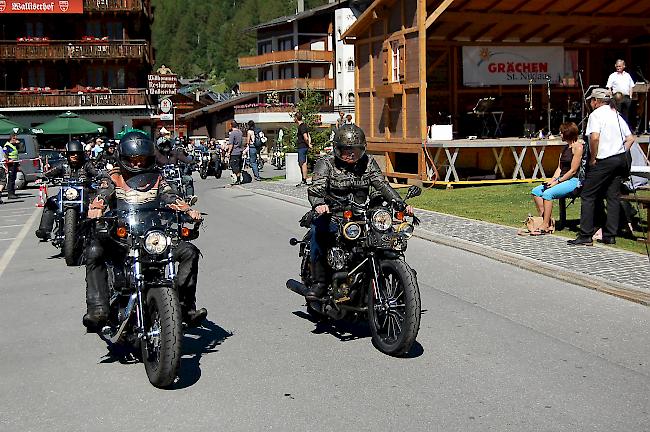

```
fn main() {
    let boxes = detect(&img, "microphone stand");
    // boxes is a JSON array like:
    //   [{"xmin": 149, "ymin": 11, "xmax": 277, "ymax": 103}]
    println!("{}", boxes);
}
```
[
  {"xmin": 577, "ymin": 70, "xmax": 588, "ymax": 136},
  {"xmin": 637, "ymin": 67, "xmax": 649, "ymax": 134},
  {"xmin": 546, "ymin": 75, "xmax": 552, "ymax": 136}
]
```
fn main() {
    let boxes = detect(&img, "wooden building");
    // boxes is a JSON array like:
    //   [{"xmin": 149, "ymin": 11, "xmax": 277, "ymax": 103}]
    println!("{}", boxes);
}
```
[
  {"xmin": 342, "ymin": 0, "xmax": 650, "ymax": 184},
  {"xmin": 0, "ymin": 0, "xmax": 154, "ymax": 136}
]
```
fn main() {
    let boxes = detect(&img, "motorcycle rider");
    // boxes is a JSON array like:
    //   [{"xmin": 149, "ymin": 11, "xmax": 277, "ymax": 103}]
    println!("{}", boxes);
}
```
[
  {"xmin": 83, "ymin": 131, "xmax": 207, "ymax": 329},
  {"xmin": 305, "ymin": 124, "xmax": 413, "ymax": 300},
  {"xmin": 154, "ymin": 137, "xmax": 196, "ymax": 202},
  {"xmin": 35, "ymin": 140, "xmax": 100, "ymax": 240},
  {"xmin": 95, "ymin": 139, "xmax": 117, "ymax": 170}
]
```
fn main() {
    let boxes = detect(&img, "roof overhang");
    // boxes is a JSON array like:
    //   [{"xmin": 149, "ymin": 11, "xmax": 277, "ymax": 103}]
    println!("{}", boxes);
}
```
[{"xmin": 180, "ymin": 93, "xmax": 259, "ymax": 121}]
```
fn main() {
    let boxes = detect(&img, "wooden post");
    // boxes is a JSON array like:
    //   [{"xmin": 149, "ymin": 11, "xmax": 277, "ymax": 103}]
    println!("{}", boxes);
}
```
[{"xmin": 418, "ymin": 0, "xmax": 427, "ymax": 179}]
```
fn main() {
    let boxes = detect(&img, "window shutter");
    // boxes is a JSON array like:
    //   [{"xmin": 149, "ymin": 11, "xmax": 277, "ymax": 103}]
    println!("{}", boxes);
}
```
[
  {"xmin": 382, "ymin": 43, "xmax": 389, "ymax": 84},
  {"xmin": 398, "ymin": 39, "xmax": 406, "ymax": 81}
]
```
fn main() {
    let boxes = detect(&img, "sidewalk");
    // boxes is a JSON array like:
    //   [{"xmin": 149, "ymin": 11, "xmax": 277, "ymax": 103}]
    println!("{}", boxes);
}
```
[{"xmin": 240, "ymin": 180, "xmax": 650, "ymax": 306}]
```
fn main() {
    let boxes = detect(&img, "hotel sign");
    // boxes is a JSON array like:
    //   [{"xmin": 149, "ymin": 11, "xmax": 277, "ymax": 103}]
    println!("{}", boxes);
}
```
[
  {"xmin": 462, "ymin": 46, "xmax": 565, "ymax": 86},
  {"xmin": 148, "ymin": 74, "xmax": 178, "ymax": 96},
  {"xmin": 0, "ymin": 0, "xmax": 83, "ymax": 13}
]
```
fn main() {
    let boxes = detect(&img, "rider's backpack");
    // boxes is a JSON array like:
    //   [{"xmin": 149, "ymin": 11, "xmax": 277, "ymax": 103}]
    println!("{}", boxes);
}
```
[{"xmin": 253, "ymin": 128, "xmax": 267, "ymax": 150}]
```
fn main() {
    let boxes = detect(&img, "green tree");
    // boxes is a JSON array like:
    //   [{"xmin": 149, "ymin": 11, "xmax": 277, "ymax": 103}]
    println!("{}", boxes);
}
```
[{"xmin": 284, "ymin": 87, "xmax": 330, "ymax": 168}]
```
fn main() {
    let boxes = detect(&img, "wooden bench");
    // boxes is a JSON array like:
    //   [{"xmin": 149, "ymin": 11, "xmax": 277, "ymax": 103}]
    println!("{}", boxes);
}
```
[
  {"xmin": 557, "ymin": 188, "xmax": 582, "ymax": 230},
  {"xmin": 620, "ymin": 194, "xmax": 650, "ymax": 244}
]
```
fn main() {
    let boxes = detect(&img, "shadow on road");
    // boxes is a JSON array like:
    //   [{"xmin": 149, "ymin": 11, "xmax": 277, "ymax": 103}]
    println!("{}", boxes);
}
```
[{"xmin": 174, "ymin": 319, "xmax": 233, "ymax": 389}]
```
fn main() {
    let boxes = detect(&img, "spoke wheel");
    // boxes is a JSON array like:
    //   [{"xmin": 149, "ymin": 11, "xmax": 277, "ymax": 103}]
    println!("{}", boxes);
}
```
[
  {"xmin": 368, "ymin": 259, "xmax": 421, "ymax": 356},
  {"xmin": 141, "ymin": 287, "xmax": 182, "ymax": 388}
]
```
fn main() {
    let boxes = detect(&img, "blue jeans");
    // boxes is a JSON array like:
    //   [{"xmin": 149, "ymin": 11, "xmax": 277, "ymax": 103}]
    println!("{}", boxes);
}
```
[
  {"xmin": 248, "ymin": 147, "xmax": 260, "ymax": 180},
  {"xmin": 531, "ymin": 177, "xmax": 579, "ymax": 200}
]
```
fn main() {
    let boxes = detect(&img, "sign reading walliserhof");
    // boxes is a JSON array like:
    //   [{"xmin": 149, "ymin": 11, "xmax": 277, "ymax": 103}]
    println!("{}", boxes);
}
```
[
  {"xmin": 147, "ymin": 74, "xmax": 178, "ymax": 96},
  {"xmin": 0, "ymin": 0, "xmax": 83, "ymax": 13}
]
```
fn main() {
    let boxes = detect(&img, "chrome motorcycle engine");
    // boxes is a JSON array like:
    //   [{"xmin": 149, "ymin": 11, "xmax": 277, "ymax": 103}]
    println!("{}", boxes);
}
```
[{"xmin": 327, "ymin": 247, "xmax": 348, "ymax": 271}]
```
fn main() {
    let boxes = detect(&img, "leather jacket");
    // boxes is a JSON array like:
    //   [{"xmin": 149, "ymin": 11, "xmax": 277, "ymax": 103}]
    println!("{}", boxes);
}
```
[
  {"xmin": 155, "ymin": 148, "xmax": 192, "ymax": 167},
  {"xmin": 308, "ymin": 155, "xmax": 403, "ymax": 208},
  {"xmin": 43, "ymin": 161, "xmax": 98, "ymax": 186}
]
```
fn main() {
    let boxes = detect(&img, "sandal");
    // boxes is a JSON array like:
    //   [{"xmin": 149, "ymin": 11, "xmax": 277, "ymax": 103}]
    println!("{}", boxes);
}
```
[{"xmin": 530, "ymin": 229, "xmax": 550, "ymax": 236}]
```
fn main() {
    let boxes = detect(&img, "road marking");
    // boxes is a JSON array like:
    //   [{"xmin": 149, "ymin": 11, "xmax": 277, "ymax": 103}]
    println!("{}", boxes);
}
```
[
  {"xmin": 0, "ymin": 224, "xmax": 24, "ymax": 228},
  {"xmin": 0, "ymin": 237, "xmax": 17, "ymax": 241},
  {"xmin": 0, "ymin": 208, "xmax": 39, "ymax": 279}
]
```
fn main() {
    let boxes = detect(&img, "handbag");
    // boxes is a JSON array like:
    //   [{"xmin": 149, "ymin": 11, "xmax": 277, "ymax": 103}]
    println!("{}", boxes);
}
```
[{"xmin": 518, "ymin": 215, "xmax": 555, "ymax": 235}]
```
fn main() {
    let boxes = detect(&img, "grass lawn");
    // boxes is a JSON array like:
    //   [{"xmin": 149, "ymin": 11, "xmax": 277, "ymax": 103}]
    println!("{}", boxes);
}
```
[{"xmin": 403, "ymin": 183, "xmax": 650, "ymax": 255}]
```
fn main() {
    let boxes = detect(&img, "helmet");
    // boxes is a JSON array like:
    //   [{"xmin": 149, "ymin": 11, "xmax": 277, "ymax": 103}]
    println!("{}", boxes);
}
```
[
  {"xmin": 65, "ymin": 140, "xmax": 86, "ymax": 166},
  {"xmin": 117, "ymin": 131, "xmax": 155, "ymax": 173},
  {"xmin": 156, "ymin": 137, "xmax": 172, "ymax": 154},
  {"xmin": 332, "ymin": 124, "xmax": 366, "ymax": 164}
]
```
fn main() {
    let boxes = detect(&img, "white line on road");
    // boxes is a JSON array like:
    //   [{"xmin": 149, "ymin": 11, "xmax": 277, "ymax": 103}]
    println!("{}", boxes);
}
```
[
  {"xmin": 0, "ymin": 224, "xmax": 26, "ymax": 228},
  {"xmin": 0, "ymin": 207, "xmax": 35, "ymax": 213},
  {"xmin": 0, "ymin": 208, "xmax": 39, "ymax": 279},
  {"xmin": 0, "ymin": 238, "xmax": 17, "ymax": 241}
]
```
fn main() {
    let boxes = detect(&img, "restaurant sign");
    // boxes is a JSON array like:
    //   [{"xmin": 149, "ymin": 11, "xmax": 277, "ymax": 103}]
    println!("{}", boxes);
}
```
[
  {"xmin": 0, "ymin": 0, "xmax": 83, "ymax": 13},
  {"xmin": 462, "ymin": 46, "xmax": 564, "ymax": 86},
  {"xmin": 147, "ymin": 74, "xmax": 178, "ymax": 96}
]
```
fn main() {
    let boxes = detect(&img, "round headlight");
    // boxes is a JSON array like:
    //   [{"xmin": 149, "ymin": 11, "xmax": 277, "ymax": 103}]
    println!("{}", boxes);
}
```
[
  {"xmin": 343, "ymin": 222, "xmax": 362, "ymax": 240},
  {"xmin": 397, "ymin": 222, "xmax": 414, "ymax": 239},
  {"xmin": 371, "ymin": 209, "xmax": 393, "ymax": 231},
  {"xmin": 143, "ymin": 231, "xmax": 169, "ymax": 255},
  {"xmin": 64, "ymin": 188, "xmax": 79, "ymax": 200}
]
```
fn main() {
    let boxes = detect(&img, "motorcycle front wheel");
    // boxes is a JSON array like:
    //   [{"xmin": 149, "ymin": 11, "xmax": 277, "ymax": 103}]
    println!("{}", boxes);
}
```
[
  {"xmin": 199, "ymin": 168, "xmax": 208, "ymax": 179},
  {"xmin": 367, "ymin": 259, "xmax": 421, "ymax": 356},
  {"xmin": 141, "ymin": 287, "xmax": 182, "ymax": 388},
  {"xmin": 63, "ymin": 208, "xmax": 80, "ymax": 266}
]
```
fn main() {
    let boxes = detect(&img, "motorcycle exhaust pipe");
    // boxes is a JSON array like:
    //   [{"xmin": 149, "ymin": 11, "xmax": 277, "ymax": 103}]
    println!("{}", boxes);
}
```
[{"xmin": 286, "ymin": 279, "xmax": 308, "ymax": 296}]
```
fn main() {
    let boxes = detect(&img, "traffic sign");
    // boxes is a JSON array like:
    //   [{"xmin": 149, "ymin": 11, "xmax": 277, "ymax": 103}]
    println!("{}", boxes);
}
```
[
  {"xmin": 160, "ymin": 113, "xmax": 174, "ymax": 121},
  {"xmin": 160, "ymin": 98, "xmax": 173, "ymax": 113}
]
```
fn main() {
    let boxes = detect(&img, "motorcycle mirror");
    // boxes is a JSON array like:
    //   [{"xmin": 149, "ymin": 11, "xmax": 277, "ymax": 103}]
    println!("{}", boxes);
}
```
[
  {"xmin": 289, "ymin": 238, "xmax": 299, "ymax": 246},
  {"xmin": 405, "ymin": 185, "xmax": 422, "ymax": 200}
]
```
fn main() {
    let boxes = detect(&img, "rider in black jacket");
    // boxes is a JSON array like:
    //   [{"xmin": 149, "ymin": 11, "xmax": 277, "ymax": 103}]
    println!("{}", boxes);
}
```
[
  {"xmin": 95, "ymin": 139, "xmax": 117, "ymax": 170},
  {"xmin": 305, "ymin": 124, "xmax": 412, "ymax": 300},
  {"xmin": 83, "ymin": 132, "xmax": 206, "ymax": 329},
  {"xmin": 154, "ymin": 138, "xmax": 196, "ymax": 200},
  {"xmin": 35, "ymin": 140, "xmax": 99, "ymax": 240}
]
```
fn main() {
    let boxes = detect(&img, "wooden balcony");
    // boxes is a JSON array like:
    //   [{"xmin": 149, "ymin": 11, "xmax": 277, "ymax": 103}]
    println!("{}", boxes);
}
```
[
  {"xmin": 0, "ymin": 89, "xmax": 148, "ymax": 109},
  {"xmin": 239, "ymin": 50, "xmax": 334, "ymax": 69},
  {"xmin": 239, "ymin": 78, "xmax": 334, "ymax": 93},
  {"xmin": 83, "ymin": 0, "xmax": 143, "ymax": 12},
  {"xmin": 0, "ymin": 40, "xmax": 150, "ymax": 62}
]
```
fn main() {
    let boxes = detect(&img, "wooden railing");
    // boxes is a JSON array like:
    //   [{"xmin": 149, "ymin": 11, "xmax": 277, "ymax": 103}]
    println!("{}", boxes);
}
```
[
  {"xmin": 0, "ymin": 89, "xmax": 148, "ymax": 108},
  {"xmin": 239, "ymin": 78, "xmax": 334, "ymax": 93},
  {"xmin": 234, "ymin": 103, "xmax": 338, "ymax": 114},
  {"xmin": 239, "ymin": 50, "xmax": 334, "ymax": 69},
  {"xmin": 83, "ymin": 0, "xmax": 143, "ymax": 12},
  {"xmin": 0, "ymin": 41, "xmax": 150, "ymax": 62}
]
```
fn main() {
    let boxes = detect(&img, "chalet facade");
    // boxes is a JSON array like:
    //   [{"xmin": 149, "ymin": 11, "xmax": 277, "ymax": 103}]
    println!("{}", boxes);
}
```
[
  {"xmin": 0, "ymin": 0, "xmax": 155, "ymax": 136},
  {"xmin": 342, "ymin": 0, "xmax": 650, "ymax": 183},
  {"xmin": 235, "ymin": 0, "xmax": 357, "ymax": 142}
]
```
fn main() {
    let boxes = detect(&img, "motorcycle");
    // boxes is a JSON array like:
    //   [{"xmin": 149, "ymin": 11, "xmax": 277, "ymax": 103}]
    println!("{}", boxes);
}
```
[
  {"xmin": 287, "ymin": 185, "xmax": 423, "ymax": 356},
  {"xmin": 161, "ymin": 164, "xmax": 190, "ymax": 200},
  {"xmin": 96, "ymin": 205, "xmax": 202, "ymax": 388},
  {"xmin": 270, "ymin": 142, "xmax": 285, "ymax": 169},
  {"xmin": 198, "ymin": 150, "xmax": 223, "ymax": 179},
  {"xmin": 42, "ymin": 177, "xmax": 91, "ymax": 266}
]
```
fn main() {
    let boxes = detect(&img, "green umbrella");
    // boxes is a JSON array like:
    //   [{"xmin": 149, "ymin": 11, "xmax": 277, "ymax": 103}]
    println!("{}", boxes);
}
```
[
  {"xmin": 35, "ymin": 111, "xmax": 106, "ymax": 136},
  {"xmin": 116, "ymin": 127, "xmax": 149, "ymax": 140},
  {"xmin": 0, "ymin": 114, "xmax": 30, "ymax": 135}
]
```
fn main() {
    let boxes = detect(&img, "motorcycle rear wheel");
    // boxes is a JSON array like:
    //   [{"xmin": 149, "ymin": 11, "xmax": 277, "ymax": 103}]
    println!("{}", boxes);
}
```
[
  {"xmin": 141, "ymin": 287, "xmax": 182, "ymax": 388},
  {"xmin": 368, "ymin": 259, "xmax": 421, "ymax": 356},
  {"xmin": 199, "ymin": 169, "xmax": 208, "ymax": 179},
  {"xmin": 63, "ymin": 208, "xmax": 80, "ymax": 266}
]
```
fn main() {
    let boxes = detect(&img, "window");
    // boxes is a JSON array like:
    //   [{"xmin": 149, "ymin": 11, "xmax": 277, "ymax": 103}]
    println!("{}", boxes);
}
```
[
  {"xmin": 263, "ymin": 69, "xmax": 273, "ymax": 81},
  {"xmin": 347, "ymin": 59, "xmax": 354, "ymax": 72},
  {"xmin": 278, "ymin": 37, "xmax": 293, "ymax": 51},
  {"xmin": 337, "ymin": 60, "xmax": 342, "ymax": 74},
  {"xmin": 27, "ymin": 67, "xmax": 45, "ymax": 87},
  {"xmin": 348, "ymin": 92, "xmax": 355, "ymax": 103},
  {"xmin": 25, "ymin": 22, "xmax": 44, "ymax": 37},
  {"xmin": 390, "ymin": 40, "xmax": 400, "ymax": 82},
  {"xmin": 338, "ymin": 92, "xmax": 343, "ymax": 105},
  {"xmin": 87, "ymin": 66, "xmax": 103, "ymax": 87},
  {"xmin": 279, "ymin": 66, "xmax": 294, "ymax": 79},
  {"xmin": 86, "ymin": 21, "xmax": 101, "ymax": 37},
  {"xmin": 258, "ymin": 41, "xmax": 272, "ymax": 54},
  {"xmin": 106, "ymin": 22, "xmax": 123, "ymax": 40}
]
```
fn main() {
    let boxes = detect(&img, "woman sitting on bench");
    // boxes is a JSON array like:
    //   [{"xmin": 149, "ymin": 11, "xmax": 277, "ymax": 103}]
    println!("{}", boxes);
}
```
[{"xmin": 530, "ymin": 122, "xmax": 584, "ymax": 235}]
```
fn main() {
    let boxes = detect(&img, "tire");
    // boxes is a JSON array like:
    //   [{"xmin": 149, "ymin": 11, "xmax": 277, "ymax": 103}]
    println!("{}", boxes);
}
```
[
  {"xmin": 214, "ymin": 168, "xmax": 222, "ymax": 179},
  {"xmin": 63, "ymin": 208, "xmax": 80, "ymax": 266},
  {"xmin": 367, "ymin": 259, "xmax": 421, "ymax": 356},
  {"xmin": 141, "ymin": 287, "xmax": 182, "ymax": 388},
  {"xmin": 199, "ymin": 168, "xmax": 208, "ymax": 179}
]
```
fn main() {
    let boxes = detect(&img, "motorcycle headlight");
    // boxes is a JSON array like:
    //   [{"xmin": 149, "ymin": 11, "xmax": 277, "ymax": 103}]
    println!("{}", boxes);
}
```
[
  {"xmin": 342, "ymin": 222, "xmax": 362, "ymax": 240},
  {"xmin": 64, "ymin": 188, "xmax": 79, "ymax": 200},
  {"xmin": 396, "ymin": 222, "xmax": 414, "ymax": 239},
  {"xmin": 371, "ymin": 209, "xmax": 393, "ymax": 232},
  {"xmin": 143, "ymin": 231, "xmax": 169, "ymax": 255}
]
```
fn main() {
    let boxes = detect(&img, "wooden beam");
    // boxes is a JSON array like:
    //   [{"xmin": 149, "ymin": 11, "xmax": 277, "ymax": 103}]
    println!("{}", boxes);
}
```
[
  {"xmin": 511, "ymin": 0, "xmax": 532, "ymax": 14},
  {"xmin": 425, "ymin": 0, "xmax": 456, "ymax": 30},
  {"xmin": 439, "ymin": 11, "xmax": 649, "ymax": 27},
  {"xmin": 426, "ymin": 50, "xmax": 447, "ymax": 75},
  {"xmin": 541, "ymin": 24, "xmax": 572, "ymax": 43},
  {"xmin": 564, "ymin": 0, "xmax": 609, "ymax": 15},
  {"xmin": 607, "ymin": 0, "xmax": 643, "ymax": 16},
  {"xmin": 418, "ymin": 0, "xmax": 428, "ymax": 172},
  {"xmin": 446, "ymin": 22, "xmax": 472, "ymax": 40},
  {"xmin": 565, "ymin": 26, "xmax": 598, "ymax": 43},
  {"xmin": 492, "ymin": 24, "xmax": 522, "ymax": 43},
  {"xmin": 470, "ymin": 24, "xmax": 495, "ymax": 42},
  {"xmin": 519, "ymin": 24, "xmax": 550, "ymax": 43}
]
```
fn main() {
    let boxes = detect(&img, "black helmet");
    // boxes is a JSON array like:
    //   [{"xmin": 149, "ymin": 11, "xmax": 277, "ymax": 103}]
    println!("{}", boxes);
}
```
[
  {"xmin": 65, "ymin": 140, "xmax": 85, "ymax": 154},
  {"xmin": 117, "ymin": 131, "xmax": 155, "ymax": 173},
  {"xmin": 156, "ymin": 137, "xmax": 172, "ymax": 154},
  {"xmin": 332, "ymin": 124, "xmax": 366, "ymax": 163}
]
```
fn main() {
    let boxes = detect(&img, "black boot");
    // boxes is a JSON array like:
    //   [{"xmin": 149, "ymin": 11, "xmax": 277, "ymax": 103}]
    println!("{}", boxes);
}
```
[
  {"xmin": 305, "ymin": 259, "xmax": 327, "ymax": 300},
  {"xmin": 183, "ymin": 305, "xmax": 208, "ymax": 328},
  {"xmin": 35, "ymin": 229, "xmax": 50, "ymax": 240},
  {"xmin": 82, "ymin": 306, "xmax": 109, "ymax": 330},
  {"xmin": 304, "ymin": 283, "xmax": 326, "ymax": 301}
]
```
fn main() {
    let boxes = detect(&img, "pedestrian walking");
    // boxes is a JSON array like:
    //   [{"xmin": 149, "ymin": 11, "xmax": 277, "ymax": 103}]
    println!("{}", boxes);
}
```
[
  {"xmin": 246, "ymin": 120, "xmax": 262, "ymax": 181},
  {"xmin": 227, "ymin": 121, "xmax": 244, "ymax": 185},
  {"xmin": 568, "ymin": 88, "xmax": 635, "ymax": 246},
  {"xmin": 294, "ymin": 113, "xmax": 311, "ymax": 187},
  {"xmin": 2, "ymin": 133, "xmax": 20, "ymax": 199}
]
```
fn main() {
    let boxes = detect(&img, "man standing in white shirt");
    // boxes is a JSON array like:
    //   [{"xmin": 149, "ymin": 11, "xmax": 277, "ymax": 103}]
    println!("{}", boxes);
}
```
[
  {"xmin": 606, "ymin": 59, "xmax": 635, "ymax": 125},
  {"xmin": 568, "ymin": 88, "xmax": 635, "ymax": 246}
]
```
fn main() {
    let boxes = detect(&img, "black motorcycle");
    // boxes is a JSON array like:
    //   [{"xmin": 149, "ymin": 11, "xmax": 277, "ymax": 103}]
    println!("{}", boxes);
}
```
[
  {"xmin": 43, "ymin": 177, "xmax": 91, "ymax": 266},
  {"xmin": 287, "ymin": 186, "xmax": 422, "ymax": 356},
  {"xmin": 198, "ymin": 149, "xmax": 222, "ymax": 179},
  {"xmin": 161, "ymin": 163, "xmax": 190, "ymax": 200},
  {"xmin": 96, "ymin": 205, "xmax": 202, "ymax": 388}
]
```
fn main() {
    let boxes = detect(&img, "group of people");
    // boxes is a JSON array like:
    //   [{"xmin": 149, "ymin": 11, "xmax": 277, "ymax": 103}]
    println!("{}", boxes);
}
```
[
  {"xmin": 529, "ymin": 60, "xmax": 648, "ymax": 245},
  {"xmin": 34, "ymin": 131, "xmax": 206, "ymax": 329},
  {"xmin": 226, "ymin": 119, "xmax": 266, "ymax": 185}
]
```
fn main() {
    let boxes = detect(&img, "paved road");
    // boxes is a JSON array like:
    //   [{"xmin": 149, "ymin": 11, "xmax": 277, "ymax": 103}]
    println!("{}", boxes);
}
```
[{"xmin": 0, "ymin": 176, "xmax": 648, "ymax": 432}]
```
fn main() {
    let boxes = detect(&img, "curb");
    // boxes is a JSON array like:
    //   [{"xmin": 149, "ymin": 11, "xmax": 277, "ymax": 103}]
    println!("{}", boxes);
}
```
[{"xmin": 244, "ymin": 186, "xmax": 650, "ymax": 306}]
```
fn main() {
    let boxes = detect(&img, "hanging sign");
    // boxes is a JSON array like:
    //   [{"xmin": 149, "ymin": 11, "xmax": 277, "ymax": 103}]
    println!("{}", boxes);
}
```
[
  {"xmin": 462, "ymin": 46, "xmax": 565, "ymax": 86},
  {"xmin": 159, "ymin": 98, "xmax": 173, "ymax": 113},
  {"xmin": 0, "ymin": 0, "xmax": 83, "ymax": 13},
  {"xmin": 147, "ymin": 74, "xmax": 178, "ymax": 96}
]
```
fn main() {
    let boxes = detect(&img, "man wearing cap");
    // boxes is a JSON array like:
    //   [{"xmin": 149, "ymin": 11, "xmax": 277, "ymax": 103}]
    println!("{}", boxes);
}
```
[
  {"xmin": 156, "ymin": 127, "xmax": 170, "ymax": 145},
  {"xmin": 606, "ymin": 59, "xmax": 635, "ymax": 125},
  {"xmin": 568, "ymin": 88, "xmax": 635, "ymax": 246}
]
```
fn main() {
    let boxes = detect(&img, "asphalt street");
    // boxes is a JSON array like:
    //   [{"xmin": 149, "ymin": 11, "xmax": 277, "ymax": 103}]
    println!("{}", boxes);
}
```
[{"xmin": 0, "ymin": 173, "xmax": 648, "ymax": 432}]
